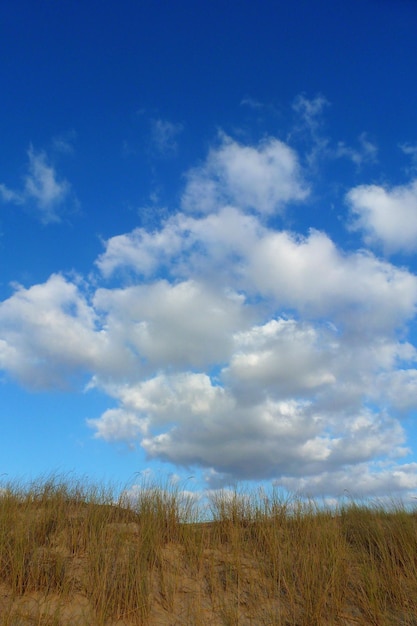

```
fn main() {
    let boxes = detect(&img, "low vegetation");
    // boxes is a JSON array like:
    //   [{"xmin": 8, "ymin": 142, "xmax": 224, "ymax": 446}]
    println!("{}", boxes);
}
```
[{"xmin": 0, "ymin": 475, "xmax": 416, "ymax": 624}]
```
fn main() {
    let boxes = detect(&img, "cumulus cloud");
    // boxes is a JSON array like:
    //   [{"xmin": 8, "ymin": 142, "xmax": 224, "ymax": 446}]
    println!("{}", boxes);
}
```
[
  {"xmin": 347, "ymin": 179, "xmax": 417, "ymax": 254},
  {"xmin": 0, "ymin": 275, "xmax": 106, "ymax": 388},
  {"xmin": 96, "ymin": 221, "xmax": 186, "ymax": 278},
  {"xmin": 93, "ymin": 280, "xmax": 247, "ymax": 374},
  {"xmin": 1, "ymin": 131, "xmax": 417, "ymax": 498},
  {"xmin": 97, "ymin": 206, "xmax": 417, "ymax": 334},
  {"xmin": 90, "ymin": 369, "xmax": 408, "ymax": 489},
  {"xmin": 181, "ymin": 134, "xmax": 309, "ymax": 214},
  {"xmin": 223, "ymin": 319, "xmax": 337, "ymax": 402},
  {"xmin": 88, "ymin": 408, "xmax": 148, "ymax": 443},
  {"xmin": 0, "ymin": 274, "xmax": 134, "ymax": 389},
  {"xmin": 0, "ymin": 146, "xmax": 73, "ymax": 223}
]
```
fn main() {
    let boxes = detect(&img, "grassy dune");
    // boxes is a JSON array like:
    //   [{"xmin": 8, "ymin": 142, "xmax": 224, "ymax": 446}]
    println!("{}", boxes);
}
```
[{"xmin": 0, "ymin": 476, "xmax": 417, "ymax": 625}]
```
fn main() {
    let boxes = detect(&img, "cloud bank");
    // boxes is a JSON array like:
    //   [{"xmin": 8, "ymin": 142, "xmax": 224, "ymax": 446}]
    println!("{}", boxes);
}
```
[{"xmin": 1, "ymin": 132, "xmax": 417, "ymax": 498}]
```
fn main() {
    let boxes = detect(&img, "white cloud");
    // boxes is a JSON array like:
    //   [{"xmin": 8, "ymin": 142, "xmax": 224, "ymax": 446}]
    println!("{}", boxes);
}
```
[
  {"xmin": 347, "ymin": 179, "xmax": 417, "ymax": 254},
  {"xmin": 279, "ymin": 462, "xmax": 417, "ymax": 500},
  {"xmin": 52, "ymin": 131, "xmax": 77, "ymax": 155},
  {"xmin": 24, "ymin": 147, "xmax": 71, "ymax": 222},
  {"xmin": 0, "ymin": 274, "xmax": 108, "ymax": 389},
  {"xmin": 334, "ymin": 133, "xmax": 377, "ymax": 166},
  {"xmin": 150, "ymin": 118, "xmax": 183, "ymax": 155},
  {"xmin": 0, "ymin": 183, "xmax": 23, "ymax": 205},
  {"xmin": 375, "ymin": 368, "xmax": 417, "ymax": 413},
  {"xmin": 0, "ymin": 146, "xmax": 73, "ymax": 224},
  {"xmin": 245, "ymin": 228, "xmax": 417, "ymax": 333},
  {"xmin": 401, "ymin": 143, "xmax": 417, "ymax": 158},
  {"xmin": 87, "ymin": 163, "xmax": 417, "ymax": 496},
  {"xmin": 96, "ymin": 221, "xmax": 186, "ymax": 278},
  {"xmin": 400, "ymin": 143, "xmax": 417, "ymax": 175},
  {"xmin": 90, "ymin": 370, "xmax": 408, "ymax": 489},
  {"xmin": 291, "ymin": 94, "xmax": 377, "ymax": 168},
  {"xmin": 88, "ymin": 408, "xmax": 148, "ymax": 443},
  {"xmin": 240, "ymin": 96, "xmax": 265, "ymax": 109},
  {"xmin": 98, "ymin": 206, "xmax": 417, "ymax": 334},
  {"xmin": 223, "ymin": 318, "xmax": 337, "ymax": 401},
  {"xmin": 292, "ymin": 93, "xmax": 330, "ymax": 134},
  {"xmin": 93, "ymin": 279, "xmax": 247, "ymax": 372},
  {"xmin": 181, "ymin": 134, "xmax": 309, "ymax": 214},
  {"xmin": 1, "ymin": 131, "xmax": 417, "ymax": 499}
]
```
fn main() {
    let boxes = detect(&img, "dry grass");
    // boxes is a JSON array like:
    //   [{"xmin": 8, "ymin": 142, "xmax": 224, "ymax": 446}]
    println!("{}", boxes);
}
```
[{"xmin": 1, "ymin": 476, "xmax": 417, "ymax": 625}]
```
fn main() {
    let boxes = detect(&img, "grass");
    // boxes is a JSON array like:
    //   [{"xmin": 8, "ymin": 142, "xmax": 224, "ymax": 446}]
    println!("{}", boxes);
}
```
[{"xmin": 0, "ymin": 476, "xmax": 417, "ymax": 624}]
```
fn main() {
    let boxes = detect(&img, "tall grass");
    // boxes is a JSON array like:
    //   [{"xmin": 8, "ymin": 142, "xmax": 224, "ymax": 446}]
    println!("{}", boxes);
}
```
[{"xmin": 0, "ymin": 475, "xmax": 417, "ymax": 624}]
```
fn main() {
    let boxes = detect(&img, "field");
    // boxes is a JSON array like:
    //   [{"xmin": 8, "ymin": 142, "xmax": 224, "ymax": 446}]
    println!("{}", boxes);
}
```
[{"xmin": 0, "ymin": 475, "xmax": 417, "ymax": 625}]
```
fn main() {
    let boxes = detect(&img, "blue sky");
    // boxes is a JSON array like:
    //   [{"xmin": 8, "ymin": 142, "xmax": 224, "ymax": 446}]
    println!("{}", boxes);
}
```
[{"xmin": 2, "ymin": 0, "xmax": 417, "ymax": 500}]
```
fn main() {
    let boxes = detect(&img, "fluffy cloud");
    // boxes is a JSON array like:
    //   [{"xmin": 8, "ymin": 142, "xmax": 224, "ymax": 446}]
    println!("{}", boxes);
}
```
[
  {"xmin": 93, "ymin": 280, "xmax": 247, "ymax": 373},
  {"xmin": 347, "ymin": 179, "xmax": 417, "ymax": 253},
  {"xmin": 224, "ymin": 319, "xmax": 337, "ymax": 401},
  {"xmin": 1, "ymin": 132, "xmax": 417, "ymax": 498},
  {"xmin": 0, "ymin": 274, "xmax": 118, "ymax": 389},
  {"xmin": 181, "ymin": 134, "xmax": 309, "ymax": 214},
  {"xmin": 88, "ymin": 189, "xmax": 417, "ymax": 495},
  {"xmin": 88, "ymin": 408, "xmax": 148, "ymax": 443},
  {"xmin": 89, "ymin": 369, "xmax": 407, "ymax": 489},
  {"xmin": 0, "ymin": 146, "xmax": 72, "ymax": 223},
  {"xmin": 246, "ymin": 229, "xmax": 417, "ymax": 334},
  {"xmin": 98, "ymin": 206, "xmax": 417, "ymax": 334},
  {"xmin": 96, "ymin": 220, "xmax": 186, "ymax": 278}
]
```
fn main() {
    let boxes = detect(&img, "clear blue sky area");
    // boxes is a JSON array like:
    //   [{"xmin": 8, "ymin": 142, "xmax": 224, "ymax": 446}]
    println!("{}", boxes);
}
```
[{"xmin": 1, "ymin": 0, "xmax": 417, "ymax": 501}]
